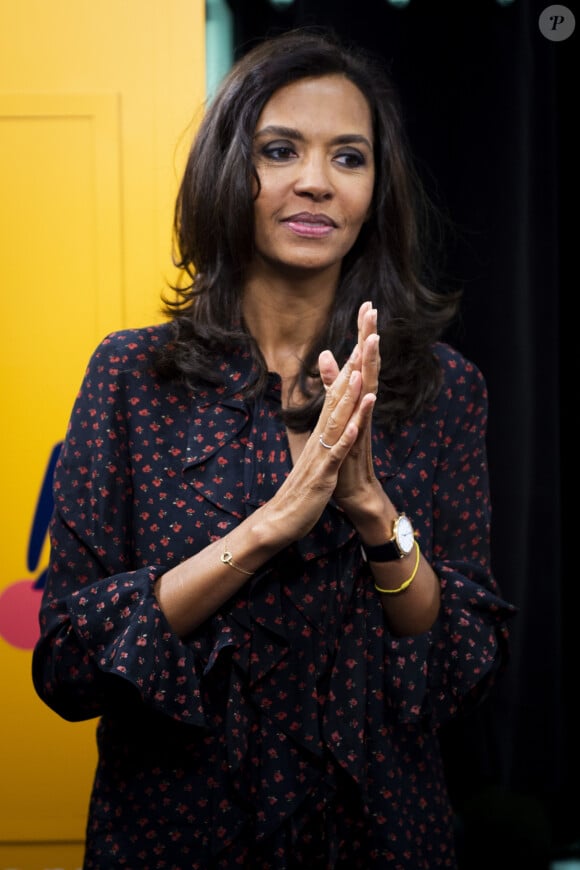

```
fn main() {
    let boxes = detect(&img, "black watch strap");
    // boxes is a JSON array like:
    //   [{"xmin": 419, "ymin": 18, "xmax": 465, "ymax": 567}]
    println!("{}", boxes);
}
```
[{"xmin": 361, "ymin": 539, "xmax": 401, "ymax": 562}]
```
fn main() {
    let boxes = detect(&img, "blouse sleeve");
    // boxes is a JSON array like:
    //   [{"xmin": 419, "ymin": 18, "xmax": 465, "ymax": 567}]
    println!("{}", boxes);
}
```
[
  {"xmin": 31, "ymin": 334, "xmax": 222, "ymax": 727},
  {"xmin": 381, "ymin": 351, "xmax": 517, "ymax": 728}
]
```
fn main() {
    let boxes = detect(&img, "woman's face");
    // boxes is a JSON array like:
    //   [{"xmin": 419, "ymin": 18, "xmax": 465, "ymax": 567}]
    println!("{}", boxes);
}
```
[{"xmin": 251, "ymin": 74, "xmax": 375, "ymax": 282}]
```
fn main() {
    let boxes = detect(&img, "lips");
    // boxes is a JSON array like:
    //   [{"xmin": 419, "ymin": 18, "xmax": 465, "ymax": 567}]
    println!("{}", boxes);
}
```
[{"xmin": 282, "ymin": 212, "xmax": 337, "ymax": 227}]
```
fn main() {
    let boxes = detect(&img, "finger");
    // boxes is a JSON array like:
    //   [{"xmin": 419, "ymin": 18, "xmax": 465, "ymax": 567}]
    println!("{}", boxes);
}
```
[
  {"xmin": 321, "ymin": 304, "xmax": 374, "ymax": 391},
  {"xmin": 318, "ymin": 368, "xmax": 363, "ymax": 447},
  {"xmin": 344, "ymin": 382, "xmax": 376, "ymax": 450},
  {"xmin": 361, "ymin": 332, "xmax": 380, "ymax": 395},
  {"xmin": 348, "ymin": 392, "xmax": 377, "ymax": 481},
  {"xmin": 319, "ymin": 349, "xmax": 340, "ymax": 392},
  {"xmin": 352, "ymin": 390, "xmax": 376, "ymax": 434},
  {"xmin": 318, "ymin": 420, "xmax": 360, "ymax": 455},
  {"xmin": 358, "ymin": 300, "xmax": 373, "ymax": 335},
  {"xmin": 358, "ymin": 301, "xmax": 376, "ymax": 347},
  {"xmin": 320, "ymin": 344, "xmax": 360, "ymax": 407}
]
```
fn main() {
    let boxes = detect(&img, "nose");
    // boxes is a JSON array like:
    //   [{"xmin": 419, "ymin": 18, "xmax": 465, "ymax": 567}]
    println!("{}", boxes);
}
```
[{"xmin": 293, "ymin": 153, "xmax": 334, "ymax": 201}]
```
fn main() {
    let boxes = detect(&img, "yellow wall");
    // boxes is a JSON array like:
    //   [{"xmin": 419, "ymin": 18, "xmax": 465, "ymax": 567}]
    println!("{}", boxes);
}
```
[{"xmin": 0, "ymin": 2, "xmax": 205, "ymax": 866}]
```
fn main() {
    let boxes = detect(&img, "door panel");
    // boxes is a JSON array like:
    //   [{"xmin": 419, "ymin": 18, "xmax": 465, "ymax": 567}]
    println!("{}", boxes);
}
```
[{"xmin": 0, "ymin": 1, "xmax": 205, "ymax": 858}]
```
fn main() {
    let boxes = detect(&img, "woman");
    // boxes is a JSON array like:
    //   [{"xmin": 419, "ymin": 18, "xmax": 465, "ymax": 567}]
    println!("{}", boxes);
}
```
[{"xmin": 32, "ymin": 28, "xmax": 516, "ymax": 869}]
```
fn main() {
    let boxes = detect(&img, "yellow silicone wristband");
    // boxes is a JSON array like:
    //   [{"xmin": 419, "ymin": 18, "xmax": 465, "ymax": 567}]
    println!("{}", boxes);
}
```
[{"xmin": 374, "ymin": 540, "xmax": 420, "ymax": 595}]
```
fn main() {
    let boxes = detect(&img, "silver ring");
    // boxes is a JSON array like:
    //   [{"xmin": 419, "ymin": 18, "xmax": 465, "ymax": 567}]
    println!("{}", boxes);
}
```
[{"xmin": 319, "ymin": 435, "xmax": 333, "ymax": 449}]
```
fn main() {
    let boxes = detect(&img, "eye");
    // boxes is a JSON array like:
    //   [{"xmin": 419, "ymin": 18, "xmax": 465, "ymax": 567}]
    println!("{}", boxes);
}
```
[
  {"xmin": 334, "ymin": 150, "xmax": 367, "ymax": 168},
  {"xmin": 261, "ymin": 142, "xmax": 297, "ymax": 161}
]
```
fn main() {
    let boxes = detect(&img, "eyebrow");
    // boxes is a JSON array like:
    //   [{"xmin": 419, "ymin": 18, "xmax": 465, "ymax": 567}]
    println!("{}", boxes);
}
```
[{"xmin": 254, "ymin": 125, "xmax": 373, "ymax": 150}]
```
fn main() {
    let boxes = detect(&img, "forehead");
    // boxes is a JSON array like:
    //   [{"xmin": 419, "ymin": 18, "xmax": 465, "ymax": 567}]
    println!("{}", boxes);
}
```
[{"xmin": 256, "ymin": 74, "xmax": 373, "ymax": 139}]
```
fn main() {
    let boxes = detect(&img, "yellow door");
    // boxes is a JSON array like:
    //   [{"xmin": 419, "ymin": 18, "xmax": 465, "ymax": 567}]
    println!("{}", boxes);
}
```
[{"xmin": 0, "ymin": 2, "xmax": 205, "ymax": 866}]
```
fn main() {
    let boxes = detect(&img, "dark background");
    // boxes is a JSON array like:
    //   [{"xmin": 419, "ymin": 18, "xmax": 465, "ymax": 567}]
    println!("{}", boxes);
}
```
[{"xmin": 227, "ymin": 1, "xmax": 575, "ymax": 866}]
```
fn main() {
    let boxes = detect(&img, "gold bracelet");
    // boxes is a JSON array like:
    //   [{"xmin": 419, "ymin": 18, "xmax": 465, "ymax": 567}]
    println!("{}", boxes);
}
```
[
  {"xmin": 220, "ymin": 547, "xmax": 254, "ymax": 576},
  {"xmin": 374, "ymin": 540, "xmax": 420, "ymax": 595}
]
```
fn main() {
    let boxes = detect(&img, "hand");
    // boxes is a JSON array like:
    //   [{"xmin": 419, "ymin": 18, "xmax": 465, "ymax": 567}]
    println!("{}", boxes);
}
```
[
  {"xmin": 263, "ymin": 337, "xmax": 369, "ymax": 545},
  {"xmin": 319, "ymin": 301, "xmax": 384, "ymax": 516},
  {"xmin": 155, "ymin": 330, "xmax": 375, "ymax": 636}
]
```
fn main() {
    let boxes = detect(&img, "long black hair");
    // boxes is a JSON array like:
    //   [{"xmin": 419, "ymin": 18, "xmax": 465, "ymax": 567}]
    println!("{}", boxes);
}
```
[{"xmin": 156, "ymin": 26, "xmax": 461, "ymax": 432}]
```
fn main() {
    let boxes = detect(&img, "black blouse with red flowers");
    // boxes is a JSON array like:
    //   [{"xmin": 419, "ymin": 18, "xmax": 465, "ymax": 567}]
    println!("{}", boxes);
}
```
[{"xmin": 32, "ymin": 323, "xmax": 516, "ymax": 869}]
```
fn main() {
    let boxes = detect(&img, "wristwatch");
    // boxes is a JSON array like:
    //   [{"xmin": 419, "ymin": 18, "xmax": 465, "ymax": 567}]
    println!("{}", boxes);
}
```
[{"xmin": 361, "ymin": 513, "xmax": 415, "ymax": 562}]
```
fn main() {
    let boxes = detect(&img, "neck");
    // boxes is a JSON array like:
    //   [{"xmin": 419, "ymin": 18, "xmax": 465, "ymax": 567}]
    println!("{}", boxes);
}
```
[{"xmin": 242, "ymin": 270, "xmax": 336, "ymax": 378}]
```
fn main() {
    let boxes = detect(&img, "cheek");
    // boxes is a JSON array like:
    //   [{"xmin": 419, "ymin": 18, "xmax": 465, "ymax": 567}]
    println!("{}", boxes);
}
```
[
  {"xmin": 349, "ymin": 190, "xmax": 374, "ymax": 228},
  {"xmin": 251, "ymin": 167, "xmax": 269, "ymax": 210},
  {"xmin": 252, "ymin": 198, "xmax": 269, "ymax": 233},
  {"xmin": 357, "ymin": 183, "xmax": 375, "ymax": 224},
  {"xmin": 253, "ymin": 188, "xmax": 286, "ymax": 236}
]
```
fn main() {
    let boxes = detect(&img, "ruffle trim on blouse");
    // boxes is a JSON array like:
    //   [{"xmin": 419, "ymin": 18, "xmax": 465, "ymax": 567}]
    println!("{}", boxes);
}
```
[{"xmin": 65, "ymin": 544, "xmax": 514, "ymax": 851}]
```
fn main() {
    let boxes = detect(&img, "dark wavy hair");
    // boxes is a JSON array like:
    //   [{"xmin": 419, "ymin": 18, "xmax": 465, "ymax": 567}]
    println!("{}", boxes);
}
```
[{"xmin": 155, "ymin": 26, "xmax": 461, "ymax": 432}]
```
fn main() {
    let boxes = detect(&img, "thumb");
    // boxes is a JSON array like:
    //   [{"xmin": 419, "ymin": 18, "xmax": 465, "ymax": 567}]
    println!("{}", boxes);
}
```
[{"xmin": 319, "ymin": 349, "xmax": 340, "ymax": 391}]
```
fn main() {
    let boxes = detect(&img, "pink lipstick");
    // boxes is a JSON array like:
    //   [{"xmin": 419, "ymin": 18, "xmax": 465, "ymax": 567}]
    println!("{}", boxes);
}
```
[{"xmin": 283, "ymin": 212, "xmax": 336, "ymax": 238}]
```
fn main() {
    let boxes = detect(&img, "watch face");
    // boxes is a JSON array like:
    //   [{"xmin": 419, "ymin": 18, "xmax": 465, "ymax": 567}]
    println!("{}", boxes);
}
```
[{"xmin": 396, "ymin": 515, "xmax": 415, "ymax": 555}]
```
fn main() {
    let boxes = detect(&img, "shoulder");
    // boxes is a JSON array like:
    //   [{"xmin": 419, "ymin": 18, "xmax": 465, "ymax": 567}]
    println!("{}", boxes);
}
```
[
  {"xmin": 429, "ymin": 342, "xmax": 490, "ymax": 432},
  {"xmin": 432, "ymin": 341, "xmax": 488, "ymax": 395},
  {"xmin": 77, "ymin": 322, "xmax": 178, "ymax": 399},
  {"xmin": 72, "ymin": 322, "xmax": 187, "ymax": 421},
  {"xmin": 89, "ymin": 322, "xmax": 173, "ymax": 370},
  {"xmin": 81, "ymin": 323, "xmax": 175, "ymax": 386}
]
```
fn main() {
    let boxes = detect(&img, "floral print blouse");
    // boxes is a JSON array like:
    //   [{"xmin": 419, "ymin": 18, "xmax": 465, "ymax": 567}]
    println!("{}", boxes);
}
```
[{"xmin": 32, "ymin": 323, "xmax": 516, "ymax": 869}]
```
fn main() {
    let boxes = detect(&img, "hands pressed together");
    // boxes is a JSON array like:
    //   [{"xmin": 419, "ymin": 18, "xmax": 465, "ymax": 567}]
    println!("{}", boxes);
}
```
[
  {"xmin": 157, "ymin": 301, "xmax": 440, "ymax": 638},
  {"xmin": 268, "ymin": 300, "xmax": 386, "ymax": 545}
]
